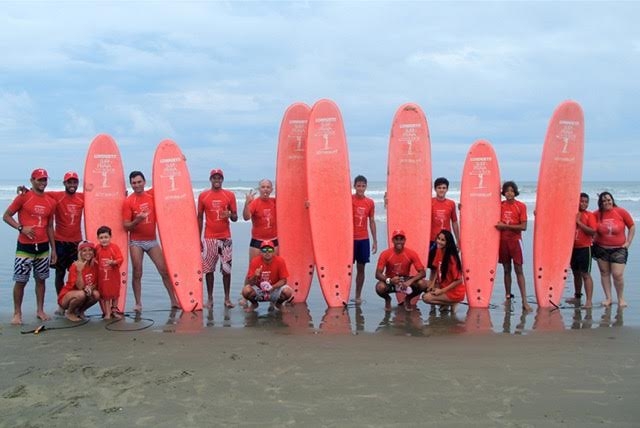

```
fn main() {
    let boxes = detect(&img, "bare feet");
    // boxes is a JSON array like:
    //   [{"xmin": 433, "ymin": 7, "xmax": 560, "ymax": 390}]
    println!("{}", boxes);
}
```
[
  {"xmin": 619, "ymin": 300, "xmax": 628, "ymax": 308},
  {"xmin": 54, "ymin": 306, "xmax": 65, "ymax": 316},
  {"xmin": 66, "ymin": 313, "xmax": 82, "ymax": 322},
  {"xmin": 522, "ymin": 303, "xmax": 533, "ymax": 313},
  {"xmin": 206, "ymin": 299, "xmax": 214, "ymax": 309},
  {"xmin": 602, "ymin": 299, "xmax": 612, "ymax": 307},
  {"xmin": 565, "ymin": 297, "xmax": 581, "ymax": 305},
  {"xmin": 224, "ymin": 300, "xmax": 236, "ymax": 309},
  {"xmin": 36, "ymin": 311, "xmax": 51, "ymax": 321},
  {"xmin": 583, "ymin": 300, "xmax": 593, "ymax": 309},
  {"xmin": 133, "ymin": 303, "xmax": 143, "ymax": 313},
  {"xmin": 11, "ymin": 313, "xmax": 23, "ymax": 325},
  {"xmin": 354, "ymin": 297, "xmax": 362, "ymax": 305}
]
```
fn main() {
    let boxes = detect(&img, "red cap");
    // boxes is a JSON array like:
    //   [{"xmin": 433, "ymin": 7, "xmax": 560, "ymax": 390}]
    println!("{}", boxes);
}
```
[
  {"xmin": 260, "ymin": 240, "xmax": 275, "ymax": 249},
  {"xmin": 392, "ymin": 229, "xmax": 406, "ymax": 239},
  {"xmin": 209, "ymin": 169, "xmax": 224, "ymax": 178},
  {"xmin": 63, "ymin": 171, "xmax": 79, "ymax": 182},
  {"xmin": 78, "ymin": 241, "xmax": 96, "ymax": 251},
  {"xmin": 31, "ymin": 168, "xmax": 48, "ymax": 180}
]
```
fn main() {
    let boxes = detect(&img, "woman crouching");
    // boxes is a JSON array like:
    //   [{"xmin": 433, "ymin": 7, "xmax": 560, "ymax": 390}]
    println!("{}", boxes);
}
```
[
  {"xmin": 57, "ymin": 241, "xmax": 100, "ymax": 321},
  {"xmin": 423, "ymin": 230, "xmax": 465, "ymax": 311}
]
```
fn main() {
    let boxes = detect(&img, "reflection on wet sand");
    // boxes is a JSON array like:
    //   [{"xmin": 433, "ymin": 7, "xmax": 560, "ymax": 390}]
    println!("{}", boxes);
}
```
[
  {"xmin": 502, "ymin": 310, "xmax": 531, "ymax": 335},
  {"xmin": 319, "ymin": 307, "xmax": 352, "ymax": 334},
  {"xmin": 164, "ymin": 308, "xmax": 204, "ymax": 333},
  {"xmin": 280, "ymin": 303, "xmax": 313, "ymax": 332},
  {"xmin": 599, "ymin": 306, "xmax": 625, "ymax": 328},
  {"xmin": 532, "ymin": 307, "xmax": 565, "ymax": 332},
  {"xmin": 463, "ymin": 307, "xmax": 493, "ymax": 334}
]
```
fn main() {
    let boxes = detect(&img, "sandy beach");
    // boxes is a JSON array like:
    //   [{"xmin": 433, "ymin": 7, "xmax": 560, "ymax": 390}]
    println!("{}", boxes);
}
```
[{"xmin": 1, "ymin": 318, "xmax": 639, "ymax": 427}]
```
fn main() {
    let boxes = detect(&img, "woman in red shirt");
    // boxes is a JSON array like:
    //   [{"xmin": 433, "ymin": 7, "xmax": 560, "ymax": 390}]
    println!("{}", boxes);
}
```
[
  {"xmin": 58, "ymin": 241, "xmax": 100, "ymax": 322},
  {"xmin": 423, "ymin": 230, "xmax": 465, "ymax": 311},
  {"xmin": 592, "ymin": 192, "xmax": 635, "ymax": 307}
]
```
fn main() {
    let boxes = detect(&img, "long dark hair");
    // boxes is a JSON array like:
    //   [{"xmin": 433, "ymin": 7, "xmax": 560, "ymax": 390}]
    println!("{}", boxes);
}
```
[{"xmin": 428, "ymin": 229, "xmax": 462, "ymax": 279}]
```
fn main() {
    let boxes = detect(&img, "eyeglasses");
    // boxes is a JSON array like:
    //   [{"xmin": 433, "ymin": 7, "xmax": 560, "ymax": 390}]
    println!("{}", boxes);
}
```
[{"xmin": 261, "ymin": 247, "xmax": 275, "ymax": 253}]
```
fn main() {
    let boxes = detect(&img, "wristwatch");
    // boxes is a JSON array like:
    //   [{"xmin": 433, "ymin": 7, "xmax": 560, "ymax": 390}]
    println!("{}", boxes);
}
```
[
  {"xmin": 17, "ymin": 225, "xmax": 23, "ymax": 232},
  {"xmin": 385, "ymin": 277, "xmax": 391, "ymax": 285}
]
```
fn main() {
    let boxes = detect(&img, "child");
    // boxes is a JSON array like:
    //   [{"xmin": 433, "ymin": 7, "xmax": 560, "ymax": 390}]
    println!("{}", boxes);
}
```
[
  {"xmin": 423, "ymin": 230, "xmax": 465, "ymax": 311},
  {"xmin": 58, "ymin": 241, "xmax": 100, "ymax": 322},
  {"xmin": 352, "ymin": 175, "xmax": 377, "ymax": 303},
  {"xmin": 495, "ymin": 181, "xmax": 533, "ymax": 312},
  {"xmin": 95, "ymin": 225, "xmax": 124, "ymax": 319}
]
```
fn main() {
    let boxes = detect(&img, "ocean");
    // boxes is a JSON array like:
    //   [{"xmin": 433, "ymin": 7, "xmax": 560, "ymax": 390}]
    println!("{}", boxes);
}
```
[{"xmin": 0, "ymin": 179, "xmax": 638, "ymax": 335}]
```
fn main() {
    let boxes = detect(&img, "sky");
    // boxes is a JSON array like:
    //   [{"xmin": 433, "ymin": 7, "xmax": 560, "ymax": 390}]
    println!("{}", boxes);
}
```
[{"xmin": 0, "ymin": 1, "xmax": 638, "ymax": 184}]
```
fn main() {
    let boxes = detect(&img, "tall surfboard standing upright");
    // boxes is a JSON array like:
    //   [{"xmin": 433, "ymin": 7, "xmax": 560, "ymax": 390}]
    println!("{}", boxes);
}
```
[
  {"xmin": 459, "ymin": 140, "xmax": 501, "ymax": 308},
  {"xmin": 306, "ymin": 99, "xmax": 353, "ymax": 307},
  {"xmin": 83, "ymin": 134, "xmax": 128, "ymax": 312},
  {"xmin": 276, "ymin": 102, "xmax": 315, "ymax": 302},
  {"xmin": 386, "ymin": 103, "xmax": 432, "ymax": 304},
  {"xmin": 533, "ymin": 101, "xmax": 585, "ymax": 307},
  {"xmin": 152, "ymin": 139, "xmax": 203, "ymax": 311}
]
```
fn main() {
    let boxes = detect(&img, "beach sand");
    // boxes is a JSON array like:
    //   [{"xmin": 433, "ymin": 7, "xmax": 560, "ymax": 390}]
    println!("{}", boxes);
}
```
[{"xmin": 1, "ymin": 319, "xmax": 639, "ymax": 427}]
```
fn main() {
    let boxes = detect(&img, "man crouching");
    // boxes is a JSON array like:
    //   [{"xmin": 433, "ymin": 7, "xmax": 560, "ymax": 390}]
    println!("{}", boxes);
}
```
[{"xmin": 242, "ymin": 240, "xmax": 293, "ymax": 310}]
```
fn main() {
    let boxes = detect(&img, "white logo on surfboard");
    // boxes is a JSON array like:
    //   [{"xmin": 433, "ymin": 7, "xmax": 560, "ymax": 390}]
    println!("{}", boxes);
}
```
[
  {"xmin": 93, "ymin": 154, "xmax": 118, "ymax": 188},
  {"xmin": 314, "ymin": 117, "xmax": 337, "ymax": 155},
  {"xmin": 554, "ymin": 120, "xmax": 579, "ymax": 162}
]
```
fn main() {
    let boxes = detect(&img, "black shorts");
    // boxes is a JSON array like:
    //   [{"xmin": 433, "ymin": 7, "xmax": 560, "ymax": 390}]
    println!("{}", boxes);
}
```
[
  {"xmin": 592, "ymin": 244, "xmax": 628, "ymax": 264},
  {"xmin": 53, "ymin": 241, "xmax": 80, "ymax": 271},
  {"xmin": 570, "ymin": 246, "xmax": 592, "ymax": 273},
  {"xmin": 249, "ymin": 238, "xmax": 279, "ymax": 249},
  {"xmin": 353, "ymin": 239, "xmax": 370, "ymax": 264}
]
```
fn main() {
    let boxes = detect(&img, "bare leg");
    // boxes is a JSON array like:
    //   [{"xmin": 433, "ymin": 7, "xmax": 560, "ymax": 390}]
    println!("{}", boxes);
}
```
[
  {"xmin": 355, "ymin": 262, "xmax": 365, "ymax": 303},
  {"xmin": 567, "ymin": 268, "xmax": 583, "ymax": 304},
  {"xmin": 130, "ymin": 245, "xmax": 144, "ymax": 311},
  {"xmin": 611, "ymin": 263, "xmax": 627, "ymax": 307},
  {"xmin": 205, "ymin": 272, "xmax": 214, "ymax": 308},
  {"xmin": 12, "ymin": 281, "xmax": 26, "ymax": 325},
  {"xmin": 222, "ymin": 273, "xmax": 234, "ymax": 308},
  {"xmin": 147, "ymin": 245, "xmax": 179, "ymax": 308},
  {"xmin": 375, "ymin": 282, "xmax": 391, "ymax": 311},
  {"xmin": 35, "ymin": 278, "xmax": 50, "ymax": 321},
  {"xmin": 514, "ymin": 264, "xmax": 532, "ymax": 312},
  {"xmin": 582, "ymin": 272, "xmax": 594, "ymax": 308},
  {"xmin": 596, "ymin": 259, "xmax": 612, "ymax": 306},
  {"xmin": 502, "ymin": 262, "xmax": 513, "ymax": 301}
]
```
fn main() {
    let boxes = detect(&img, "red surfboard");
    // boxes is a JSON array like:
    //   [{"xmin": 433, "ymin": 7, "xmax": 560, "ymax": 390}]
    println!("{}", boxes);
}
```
[
  {"xmin": 386, "ymin": 103, "xmax": 431, "ymax": 304},
  {"xmin": 276, "ymin": 102, "xmax": 315, "ymax": 302},
  {"xmin": 83, "ymin": 134, "xmax": 128, "ymax": 312},
  {"xmin": 459, "ymin": 140, "xmax": 501, "ymax": 308},
  {"xmin": 533, "ymin": 101, "xmax": 585, "ymax": 307},
  {"xmin": 306, "ymin": 99, "xmax": 353, "ymax": 307},
  {"xmin": 152, "ymin": 139, "xmax": 203, "ymax": 311}
]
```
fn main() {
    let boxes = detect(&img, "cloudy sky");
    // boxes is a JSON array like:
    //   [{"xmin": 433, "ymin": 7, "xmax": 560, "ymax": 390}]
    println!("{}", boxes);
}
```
[{"xmin": 1, "ymin": 1, "xmax": 638, "ymax": 184}]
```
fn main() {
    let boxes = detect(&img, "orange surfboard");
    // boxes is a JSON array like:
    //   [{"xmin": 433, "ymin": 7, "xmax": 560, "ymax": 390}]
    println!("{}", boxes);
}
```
[
  {"xmin": 306, "ymin": 99, "xmax": 353, "ymax": 307},
  {"xmin": 533, "ymin": 101, "xmax": 585, "ymax": 307},
  {"xmin": 386, "ymin": 103, "xmax": 431, "ymax": 304},
  {"xmin": 276, "ymin": 102, "xmax": 315, "ymax": 302},
  {"xmin": 152, "ymin": 139, "xmax": 203, "ymax": 311},
  {"xmin": 83, "ymin": 134, "xmax": 129, "ymax": 312},
  {"xmin": 459, "ymin": 140, "xmax": 501, "ymax": 308}
]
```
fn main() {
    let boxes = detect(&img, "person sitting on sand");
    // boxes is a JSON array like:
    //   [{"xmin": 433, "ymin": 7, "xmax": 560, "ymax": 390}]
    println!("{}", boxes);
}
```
[
  {"xmin": 374, "ymin": 229, "xmax": 428, "ymax": 311},
  {"xmin": 241, "ymin": 240, "xmax": 293, "ymax": 310},
  {"xmin": 423, "ymin": 230, "xmax": 465, "ymax": 311},
  {"xmin": 57, "ymin": 241, "xmax": 100, "ymax": 322}
]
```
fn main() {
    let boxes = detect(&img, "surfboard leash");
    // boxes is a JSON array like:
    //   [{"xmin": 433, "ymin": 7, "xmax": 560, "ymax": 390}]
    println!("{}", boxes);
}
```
[{"xmin": 20, "ymin": 318, "xmax": 90, "ymax": 335}]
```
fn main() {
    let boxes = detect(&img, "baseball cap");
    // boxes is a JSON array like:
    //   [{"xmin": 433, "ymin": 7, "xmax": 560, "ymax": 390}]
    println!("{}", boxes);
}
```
[
  {"xmin": 63, "ymin": 171, "xmax": 79, "ymax": 182},
  {"xmin": 78, "ymin": 241, "xmax": 96, "ymax": 251},
  {"xmin": 260, "ymin": 240, "xmax": 275, "ymax": 249},
  {"xmin": 392, "ymin": 229, "xmax": 406, "ymax": 239},
  {"xmin": 31, "ymin": 168, "xmax": 48, "ymax": 180},
  {"xmin": 209, "ymin": 169, "xmax": 224, "ymax": 178}
]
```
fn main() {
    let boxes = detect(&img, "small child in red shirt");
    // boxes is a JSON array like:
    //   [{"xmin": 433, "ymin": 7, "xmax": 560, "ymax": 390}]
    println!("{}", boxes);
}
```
[{"xmin": 95, "ymin": 225, "xmax": 124, "ymax": 319}]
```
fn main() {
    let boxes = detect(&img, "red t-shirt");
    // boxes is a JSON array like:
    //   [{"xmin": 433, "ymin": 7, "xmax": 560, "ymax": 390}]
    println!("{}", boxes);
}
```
[
  {"xmin": 198, "ymin": 189, "xmax": 237, "ymax": 239},
  {"xmin": 7, "ymin": 192, "xmax": 56, "ymax": 244},
  {"xmin": 499, "ymin": 200, "xmax": 527, "ymax": 241},
  {"xmin": 246, "ymin": 255, "xmax": 289, "ymax": 285},
  {"xmin": 430, "ymin": 198, "xmax": 458, "ymax": 241},
  {"xmin": 58, "ymin": 262, "xmax": 99, "ymax": 305},
  {"xmin": 247, "ymin": 197, "xmax": 277, "ymax": 240},
  {"xmin": 352, "ymin": 195, "xmax": 375, "ymax": 240},
  {"xmin": 47, "ymin": 191, "xmax": 84, "ymax": 242},
  {"xmin": 431, "ymin": 248, "xmax": 465, "ymax": 302},
  {"xmin": 122, "ymin": 191, "xmax": 157, "ymax": 241},
  {"xmin": 594, "ymin": 207, "xmax": 635, "ymax": 247},
  {"xmin": 95, "ymin": 243, "xmax": 124, "ymax": 299},
  {"xmin": 574, "ymin": 210, "xmax": 597, "ymax": 249},
  {"xmin": 376, "ymin": 247, "xmax": 425, "ymax": 277}
]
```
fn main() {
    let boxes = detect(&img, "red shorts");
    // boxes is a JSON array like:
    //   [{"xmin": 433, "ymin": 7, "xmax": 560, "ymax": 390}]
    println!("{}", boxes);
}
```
[{"xmin": 499, "ymin": 239, "xmax": 523, "ymax": 265}]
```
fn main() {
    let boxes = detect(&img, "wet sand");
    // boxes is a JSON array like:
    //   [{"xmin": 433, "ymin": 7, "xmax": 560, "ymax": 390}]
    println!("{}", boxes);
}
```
[{"xmin": 1, "ymin": 315, "xmax": 639, "ymax": 427}]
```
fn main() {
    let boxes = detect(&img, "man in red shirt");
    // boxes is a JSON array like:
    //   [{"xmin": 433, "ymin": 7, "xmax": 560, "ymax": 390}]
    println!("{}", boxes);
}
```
[
  {"xmin": 241, "ymin": 240, "xmax": 292, "ymax": 310},
  {"xmin": 567, "ymin": 193, "xmax": 597, "ymax": 308},
  {"xmin": 197, "ymin": 169, "xmax": 238, "ymax": 309},
  {"xmin": 122, "ymin": 171, "xmax": 179, "ymax": 312},
  {"xmin": 352, "ymin": 175, "xmax": 377, "ymax": 304},
  {"xmin": 430, "ymin": 177, "xmax": 460, "ymax": 248},
  {"xmin": 375, "ymin": 229, "xmax": 428, "ymax": 311},
  {"xmin": 3, "ymin": 168, "xmax": 57, "ymax": 324},
  {"xmin": 243, "ymin": 178, "xmax": 277, "ymax": 260}
]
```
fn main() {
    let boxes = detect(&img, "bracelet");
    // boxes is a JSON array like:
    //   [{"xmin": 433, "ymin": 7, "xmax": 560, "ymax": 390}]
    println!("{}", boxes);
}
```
[{"xmin": 17, "ymin": 225, "xmax": 23, "ymax": 232}]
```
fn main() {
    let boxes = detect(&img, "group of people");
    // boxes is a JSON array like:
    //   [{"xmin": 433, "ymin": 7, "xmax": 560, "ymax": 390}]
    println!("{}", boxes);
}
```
[{"xmin": 3, "ymin": 167, "xmax": 635, "ymax": 325}]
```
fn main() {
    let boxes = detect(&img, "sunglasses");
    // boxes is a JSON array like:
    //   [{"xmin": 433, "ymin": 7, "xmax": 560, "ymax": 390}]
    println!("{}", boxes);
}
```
[{"xmin": 261, "ymin": 247, "xmax": 275, "ymax": 253}]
